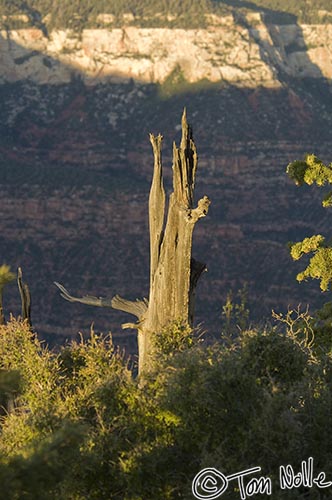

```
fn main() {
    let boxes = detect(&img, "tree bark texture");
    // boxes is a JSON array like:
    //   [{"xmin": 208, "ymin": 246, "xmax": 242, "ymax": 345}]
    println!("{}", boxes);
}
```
[
  {"xmin": 141, "ymin": 110, "xmax": 210, "ymax": 373},
  {"xmin": 55, "ymin": 111, "xmax": 210, "ymax": 376}
]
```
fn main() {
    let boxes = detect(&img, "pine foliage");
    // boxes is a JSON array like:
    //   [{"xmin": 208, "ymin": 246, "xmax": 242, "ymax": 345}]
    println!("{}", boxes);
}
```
[{"xmin": 287, "ymin": 154, "xmax": 332, "ymax": 291}]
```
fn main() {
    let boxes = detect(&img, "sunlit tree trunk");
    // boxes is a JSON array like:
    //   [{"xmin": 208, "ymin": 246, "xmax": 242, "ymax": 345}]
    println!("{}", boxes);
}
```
[{"xmin": 55, "ymin": 111, "xmax": 210, "ymax": 376}]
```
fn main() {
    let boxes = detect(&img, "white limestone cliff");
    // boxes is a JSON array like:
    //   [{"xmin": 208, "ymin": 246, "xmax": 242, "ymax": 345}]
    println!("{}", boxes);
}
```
[{"xmin": 1, "ymin": 14, "xmax": 332, "ymax": 86}]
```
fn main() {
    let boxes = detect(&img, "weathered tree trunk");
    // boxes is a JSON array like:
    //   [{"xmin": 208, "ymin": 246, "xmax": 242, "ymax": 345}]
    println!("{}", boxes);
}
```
[
  {"xmin": 17, "ymin": 267, "xmax": 32, "ymax": 328},
  {"xmin": 55, "ymin": 111, "xmax": 210, "ymax": 376},
  {"xmin": 138, "ymin": 111, "xmax": 210, "ymax": 373},
  {"xmin": 0, "ymin": 289, "xmax": 5, "ymax": 325}
]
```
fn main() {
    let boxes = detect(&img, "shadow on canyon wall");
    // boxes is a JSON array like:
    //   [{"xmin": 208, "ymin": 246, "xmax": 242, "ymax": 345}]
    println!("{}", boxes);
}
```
[{"xmin": 1, "ymin": 7, "xmax": 332, "ymax": 352}]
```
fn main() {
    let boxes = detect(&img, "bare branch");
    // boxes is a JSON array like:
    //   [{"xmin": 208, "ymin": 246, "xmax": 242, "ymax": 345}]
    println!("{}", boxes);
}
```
[
  {"xmin": 122, "ymin": 322, "xmax": 141, "ymax": 330},
  {"xmin": 186, "ymin": 195, "xmax": 211, "ymax": 223},
  {"xmin": 54, "ymin": 282, "xmax": 113, "ymax": 308},
  {"xmin": 54, "ymin": 282, "xmax": 148, "ymax": 323},
  {"xmin": 111, "ymin": 294, "xmax": 148, "ymax": 319}
]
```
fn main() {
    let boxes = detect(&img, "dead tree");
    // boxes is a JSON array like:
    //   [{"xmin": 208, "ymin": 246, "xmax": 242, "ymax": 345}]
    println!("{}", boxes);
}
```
[
  {"xmin": 0, "ymin": 266, "xmax": 32, "ymax": 327},
  {"xmin": 17, "ymin": 267, "xmax": 32, "ymax": 328},
  {"xmin": 55, "ymin": 110, "xmax": 210, "ymax": 375}
]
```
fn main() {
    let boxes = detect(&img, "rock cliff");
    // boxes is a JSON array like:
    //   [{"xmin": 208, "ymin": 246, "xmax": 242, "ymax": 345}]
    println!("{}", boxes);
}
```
[{"xmin": 1, "ymin": 14, "xmax": 332, "ymax": 86}]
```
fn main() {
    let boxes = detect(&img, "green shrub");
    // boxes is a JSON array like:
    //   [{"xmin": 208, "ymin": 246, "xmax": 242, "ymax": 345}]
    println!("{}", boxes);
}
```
[{"xmin": 0, "ymin": 318, "xmax": 331, "ymax": 498}]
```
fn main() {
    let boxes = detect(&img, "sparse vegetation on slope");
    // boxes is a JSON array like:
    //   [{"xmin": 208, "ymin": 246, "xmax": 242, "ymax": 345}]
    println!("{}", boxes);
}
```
[{"xmin": 0, "ymin": 0, "xmax": 332, "ymax": 31}]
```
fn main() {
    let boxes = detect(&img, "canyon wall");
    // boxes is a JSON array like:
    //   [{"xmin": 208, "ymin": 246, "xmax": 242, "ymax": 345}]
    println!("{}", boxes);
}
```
[
  {"xmin": 1, "ymin": 14, "xmax": 332, "ymax": 86},
  {"xmin": 1, "ymin": 14, "xmax": 332, "ymax": 347}
]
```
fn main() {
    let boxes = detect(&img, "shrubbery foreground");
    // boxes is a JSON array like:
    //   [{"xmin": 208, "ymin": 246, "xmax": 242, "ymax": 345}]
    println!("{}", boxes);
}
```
[{"xmin": 0, "ymin": 315, "xmax": 331, "ymax": 499}]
